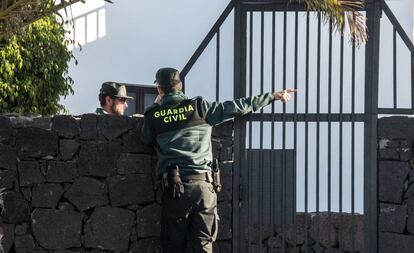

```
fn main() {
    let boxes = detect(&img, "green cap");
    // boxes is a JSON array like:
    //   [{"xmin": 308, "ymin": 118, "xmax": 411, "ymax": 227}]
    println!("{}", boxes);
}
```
[
  {"xmin": 155, "ymin": 67, "xmax": 181, "ymax": 86},
  {"xmin": 100, "ymin": 82, "xmax": 133, "ymax": 99}
]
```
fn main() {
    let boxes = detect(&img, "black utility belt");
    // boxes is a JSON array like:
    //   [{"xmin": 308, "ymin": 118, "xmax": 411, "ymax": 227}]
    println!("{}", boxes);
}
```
[
  {"xmin": 163, "ymin": 171, "xmax": 213, "ymax": 183},
  {"xmin": 161, "ymin": 164, "xmax": 221, "ymax": 199}
]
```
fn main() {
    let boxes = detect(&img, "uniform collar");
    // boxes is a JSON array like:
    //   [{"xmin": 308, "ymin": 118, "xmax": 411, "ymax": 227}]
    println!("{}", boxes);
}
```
[
  {"xmin": 96, "ymin": 107, "xmax": 109, "ymax": 114},
  {"xmin": 160, "ymin": 91, "xmax": 187, "ymax": 105}
]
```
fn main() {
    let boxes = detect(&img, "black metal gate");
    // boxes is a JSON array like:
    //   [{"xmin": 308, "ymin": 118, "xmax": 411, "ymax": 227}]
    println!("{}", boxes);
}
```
[{"xmin": 180, "ymin": 0, "xmax": 414, "ymax": 252}]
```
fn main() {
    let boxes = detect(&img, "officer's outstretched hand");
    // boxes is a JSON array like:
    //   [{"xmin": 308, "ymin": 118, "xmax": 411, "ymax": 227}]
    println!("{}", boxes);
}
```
[{"xmin": 274, "ymin": 88, "xmax": 297, "ymax": 103}]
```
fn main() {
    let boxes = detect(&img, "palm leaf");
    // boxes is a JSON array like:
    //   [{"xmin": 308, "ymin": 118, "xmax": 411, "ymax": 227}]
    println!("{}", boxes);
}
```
[{"xmin": 303, "ymin": 0, "xmax": 368, "ymax": 46}]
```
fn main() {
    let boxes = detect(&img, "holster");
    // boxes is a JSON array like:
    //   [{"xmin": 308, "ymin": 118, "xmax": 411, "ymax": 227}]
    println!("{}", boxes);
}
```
[
  {"xmin": 212, "ymin": 159, "xmax": 222, "ymax": 193},
  {"xmin": 162, "ymin": 165, "xmax": 185, "ymax": 199}
]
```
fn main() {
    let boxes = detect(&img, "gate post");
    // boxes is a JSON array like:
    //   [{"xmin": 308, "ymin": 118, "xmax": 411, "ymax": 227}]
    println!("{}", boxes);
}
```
[
  {"xmin": 364, "ymin": 0, "xmax": 381, "ymax": 252},
  {"xmin": 233, "ymin": 0, "xmax": 247, "ymax": 252}
]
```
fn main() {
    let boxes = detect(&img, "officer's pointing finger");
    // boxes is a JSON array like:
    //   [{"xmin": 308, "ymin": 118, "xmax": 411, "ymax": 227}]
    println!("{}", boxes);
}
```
[{"xmin": 286, "ymin": 88, "xmax": 297, "ymax": 93}]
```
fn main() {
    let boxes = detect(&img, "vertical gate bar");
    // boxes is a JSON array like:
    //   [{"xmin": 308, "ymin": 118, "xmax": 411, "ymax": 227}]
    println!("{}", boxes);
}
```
[
  {"xmin": 364, "ymin": 2, "xmax": 381, "ymax": 251},
  {"xmin": 305, "ymin": 11, "xmax": 310, "ymax": 253},
  {"xmin": 316, "ymin": 12, "xmax": 321, "ymax": 253},
  {"xmin": 259, "ymin": 10, "xmax": 265, "ymax": 251},
  {"xmin": 294, "ymin": 10, "xmax": 299, "ymax": 253},
  {"xmin": 271, "ymin": 11, "xmax": 276, "ymax": 253},
  {"xmin": 216, "ymin": 29, "xmax": 220, "ymax": 102},
  {"xmin": 339, "ymin": 32, "xmax": 344, "ymax": 252},
  {"xmin": 393, "ymin": 28, "xmax": 397, "ymax": 109},
  {"xmin": 327, "ymin": 19, "xmax": 333, "ymax": 253},
  {"xmin": 282, "ymin": 10, "xmax": 287, "ymax": 252},
  {"xmin": 248, "ymin": 10, "xmax": 253, "ymax": 253},
  {"xmin": 233, "ymin": 3, "xmax": 246, "ymax": 252},
  {"xmin": 351, "ymin": 36, "xmax": 356, "ymax": 253}
]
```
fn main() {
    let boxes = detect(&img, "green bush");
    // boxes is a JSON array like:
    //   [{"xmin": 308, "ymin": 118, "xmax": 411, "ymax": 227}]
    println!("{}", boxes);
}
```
[{"xmin": 0, "ymin": 15, "xmax": 74, "ymax": 115}]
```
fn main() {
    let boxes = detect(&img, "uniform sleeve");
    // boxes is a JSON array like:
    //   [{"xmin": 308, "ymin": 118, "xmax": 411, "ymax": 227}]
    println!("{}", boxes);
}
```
[
  {"xmin": 202, "ymin": 92, "xmax": 275, "ymax": 126},
  {"xmin": 140, "ymin": 115, "xmax": 154, "ymax": 145}
]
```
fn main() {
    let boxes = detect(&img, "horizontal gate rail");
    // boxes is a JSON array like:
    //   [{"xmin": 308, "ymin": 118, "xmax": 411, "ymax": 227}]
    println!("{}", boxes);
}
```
[{"xmin": 247, "ymin": 113, "xmax": 367, "ymax": 122}]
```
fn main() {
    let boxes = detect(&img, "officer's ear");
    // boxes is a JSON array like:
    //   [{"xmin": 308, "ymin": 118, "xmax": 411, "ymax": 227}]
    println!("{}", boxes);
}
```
[
  {"xmin": 177, "ymin": 82, "xmax": 183, "ymax": 91},
  {"xmin": 156, "ymin": 85, "xmax": 164, "ymax": 96},
  {"xmin": 105, "ymin": 95, "xmax": 113, "ymax": 106}
]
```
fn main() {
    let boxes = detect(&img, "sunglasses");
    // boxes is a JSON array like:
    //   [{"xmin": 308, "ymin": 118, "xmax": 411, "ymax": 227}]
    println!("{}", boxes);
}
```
[{"xmin": 112, "ymin": 97, "xmax": 128, "ymax": 103}]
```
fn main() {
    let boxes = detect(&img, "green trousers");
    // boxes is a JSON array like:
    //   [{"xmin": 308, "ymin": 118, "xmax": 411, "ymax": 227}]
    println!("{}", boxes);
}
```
[{"xmin": 161, "ymin": 180, "xmax": 218, "ymax": 253}]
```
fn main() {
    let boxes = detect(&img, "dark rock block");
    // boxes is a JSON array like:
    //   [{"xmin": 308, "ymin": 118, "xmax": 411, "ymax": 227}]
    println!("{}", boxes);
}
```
[
  {"xmin": 108, "ymin": 174, "xmax": 154, "ymax": 206},
  {"xmin": 32, "ymin": 183, "xmax": 64, "ymax": 208},
  {"xmin": 0, "ymin": 224, "xmax": 14, "ymax": 253},
  {"xmin": 309, "ymin": 213, "xmax": 337, "ymax": 248},
  {"xmin": 78, "ymin": 141, "xmax": 121, "ymax": 178},
  {"xmin": 64, "ymin": 177, "xmax": 108, "ymax": 211},
  {"xmin": 338, "ymin": 214, "xmax": 364, "ymax": 251},
  {"xmin": 405, "ymin": 183, "xmax": 414, "ymax": 199},
  {"xmin": 401, "ymin": 149, "xmax": 412, "ymax": 162},
  {"xmin": 136, "ymin": 203, "xmax": 161, "ymax": 237},
  {"xmin": 217, "ymin": 202, "xmax": 232, "ymax": 240},
  {"xmin": 130, "ymin": 238, "xmax": 161, "ymax": 253},
  {"xmin": 378, "ymin": 116, "xmax": 414, "ymax": 139},
  {"xmin": 0, "ymin": 170, "xmax": 16, "ymax": 191},
  {"xmin": 379, "ymin": 232, "xmax": 414, "ymax": 253},
  {"xmin": 379, "ymin": 161, "xmax": 410, "ymax": 203},
  {"xmin": 400, "ymin": 140, "xmax": 412, "ymax": 161},
  {"xmin": 16, "ymin": 127, "xmax": 58, "ymax": 159},
  {"xmin": 0, "ymin": 117, "xmax": 12, "ymax": 144},
  {"xmin": 20, "ymin": 187, "xmax": 31, "ymax": 202},
  {"xmin": 46, "ymin": 161, "xmax": 78, "ymax": 183},
  {"xmin": 53, "ymin": 116, "xmax": 79, "ymax": 139},
  {"xmin": 80, "ymin": 114, "xmax": 97, "ymax": 140},
  {"xmin": 14, "ymin": 223, "xmax": 28, "ymax": 235},
  {"xmin": 0, "ymin": 144, "xmax": 16, "ymax": 170},
  {"xmin": 84, "ymin": 207, "xmax": 135, "ymax": 251},
  {"xmin": 379, "ymin": 148, "xmax": 399, "ymax": 160},
  {"xmin": 18, "ymin": 161, "xmax": 45, "ymax": 186},
  {"xmin": 217, "ymin": 173, "xmax": 232, "ymax": 202},
  {"xmin": 285, "ymin": 213, "xmax": 308, "ymax": 246},
  {"xmin": 31, "ymin": 208, "xmax": 83, "ymax": 250},
  {"xmin": 0, "ymin": 191, "xmax": 29, "ymax": 223},
  {"xmin": 122, "ymin": 128, "xmax": 153, "ymax": 154},
  {"xmin": 406, "ymin": 213, "xmax": 414, "ymax": 234},
  {"xmin": 379, "ymin": 203, "xmax": 407, "ymax": 233},
  {"xmin": 9, "ymin": 116, "xmax": 52, "ymax": 130},
  {"xmin": 57, "ymin": 201, "xmax": 76, "ymax": 211},
  {"xmin": 117, "ymin": 153, "xmax": 152, "ymax": 175},
  {"xmin": 97, "ymin": 115, "xmax": 132, "ymax": 141},
  {"xmin": 59, "ymin": 139, "xmax": 80, "ymax": 161},
  {"xmin": 15, "ymin": 234, "xmax": 35, "ymax": 253}
]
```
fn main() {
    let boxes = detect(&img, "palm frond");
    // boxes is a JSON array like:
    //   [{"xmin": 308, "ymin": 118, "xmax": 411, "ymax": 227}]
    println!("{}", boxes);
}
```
[{"xmin": 303, "ymin": 0, "xmax": 368, "ymax": 46}]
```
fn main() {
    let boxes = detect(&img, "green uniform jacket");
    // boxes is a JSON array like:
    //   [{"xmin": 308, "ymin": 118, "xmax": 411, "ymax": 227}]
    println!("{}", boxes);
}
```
[{"xmin": 140, "ymin": 91, "xmax": 275, "ymax": 176}]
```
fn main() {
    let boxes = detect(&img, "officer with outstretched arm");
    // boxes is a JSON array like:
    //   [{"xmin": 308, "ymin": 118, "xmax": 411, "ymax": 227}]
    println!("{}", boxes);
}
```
[{"xmin": 140, "ymin": 67, "xmax": 296, "ymax": 253}]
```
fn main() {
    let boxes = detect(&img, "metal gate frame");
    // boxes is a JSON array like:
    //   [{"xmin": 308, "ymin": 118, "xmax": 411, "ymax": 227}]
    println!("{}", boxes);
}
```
[{"xmin": 180, "ymin": 0, "xmax": 414, "ymax": 252}]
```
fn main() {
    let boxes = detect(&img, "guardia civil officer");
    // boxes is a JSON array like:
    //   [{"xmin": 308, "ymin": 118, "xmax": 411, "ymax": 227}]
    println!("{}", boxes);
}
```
[
  {"xmin": 140, "ymin": 67, "xmax": 296, "ymax": 253},
  {"xmin": 96, "ymin": 82, "xmax": 133, "ymax": 115}
]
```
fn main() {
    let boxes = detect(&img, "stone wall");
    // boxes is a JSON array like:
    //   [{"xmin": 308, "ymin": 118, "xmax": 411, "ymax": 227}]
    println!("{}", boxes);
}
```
[
  {"xmin": 378, "ymin": 116, "xmax": 414, "ymax": 253},
  {"xmin": 0, "ymin": 114, "xmax": 234, "ymax": 253}
]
